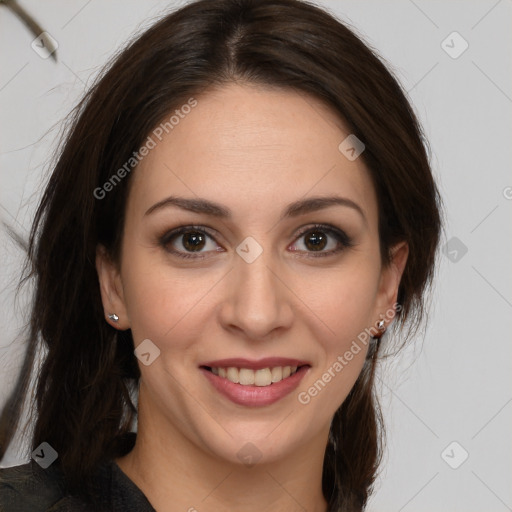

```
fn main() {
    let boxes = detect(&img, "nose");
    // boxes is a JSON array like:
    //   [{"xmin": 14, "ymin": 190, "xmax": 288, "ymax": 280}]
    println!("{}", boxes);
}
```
[{"xmin": 218, "ymin": 245, "xmax": 294, "ymax": 342}]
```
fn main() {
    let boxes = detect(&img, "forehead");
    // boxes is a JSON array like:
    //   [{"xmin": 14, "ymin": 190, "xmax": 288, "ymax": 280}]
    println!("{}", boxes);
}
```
[{"xmin": 129, "ymin": 83, "xmax": 377, "ymax": 226}]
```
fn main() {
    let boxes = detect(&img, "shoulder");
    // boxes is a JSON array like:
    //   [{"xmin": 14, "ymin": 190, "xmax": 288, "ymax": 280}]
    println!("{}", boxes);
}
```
[
  {"xmin": 0, "ymin": 460, "xmax": 89, "ymax": 512},
  {"xmin": 0, "ymin": 460, "xmax": 63, "ymax": 510}
]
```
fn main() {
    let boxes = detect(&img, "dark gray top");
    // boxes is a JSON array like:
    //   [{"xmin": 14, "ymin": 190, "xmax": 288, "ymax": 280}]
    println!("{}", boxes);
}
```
[{"xmin": 0, "ymin": 438, "xmax": 155, "ymax": 511}]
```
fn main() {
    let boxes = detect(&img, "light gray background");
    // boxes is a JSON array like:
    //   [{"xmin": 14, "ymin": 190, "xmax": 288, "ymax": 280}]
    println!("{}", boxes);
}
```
[{"xmin": 1, "ymin": 1, "xmax": 511, "ymax": 511}]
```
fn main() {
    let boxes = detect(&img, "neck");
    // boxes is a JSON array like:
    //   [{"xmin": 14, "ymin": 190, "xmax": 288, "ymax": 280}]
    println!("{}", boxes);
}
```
[{"xmin": 116, "ymin": 404, "xmax": 329, "ymax": 512}]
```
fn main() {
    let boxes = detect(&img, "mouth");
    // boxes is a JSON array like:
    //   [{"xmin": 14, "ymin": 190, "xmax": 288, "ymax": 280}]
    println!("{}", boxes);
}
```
[
  {"xmin": 200, "ymin": 364, "xmax": 310, "ymax": 387},
  {"xmin": 199, "ymin": 358, "xmax": 311, "ymax": 407}
]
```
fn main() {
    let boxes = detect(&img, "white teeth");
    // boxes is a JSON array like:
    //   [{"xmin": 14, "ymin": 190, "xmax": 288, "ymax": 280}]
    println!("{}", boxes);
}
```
[
  {"xmin": 226, "ymin": 367, "xmax": 239, "ymax": 383},
  {"xmin": 210, "ymin": 365, "xmax": 301, "ymax": 386},
  {"xmin": 239, "ymin": 368, "xmax": 255, "ymax": 385},
  {"xmin": 254, "ymin": 368, "xmax": 272, "ymax": 386},
  {"xmin": 271, "ymin": 367, "xmax": 282, "ymax": 382}
]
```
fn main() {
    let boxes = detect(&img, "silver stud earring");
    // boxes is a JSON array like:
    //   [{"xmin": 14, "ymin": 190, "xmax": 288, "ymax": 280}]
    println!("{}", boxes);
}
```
[
  {"xmin": 366, "ymin": 319, "xmax": 386, "ymax": 361},
  {"xmin": 373, "ymin": 319, "xmax": 386, "ymax": 340},
  {"xmin": 108, "ymin": 313, "xmax": 119, "ymax": 322}
]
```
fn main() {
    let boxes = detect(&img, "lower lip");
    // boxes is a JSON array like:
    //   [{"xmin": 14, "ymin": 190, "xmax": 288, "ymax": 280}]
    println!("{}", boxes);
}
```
[{"xmin": 200, "ymin": 366, "xmax": 310, "ymax": 407}]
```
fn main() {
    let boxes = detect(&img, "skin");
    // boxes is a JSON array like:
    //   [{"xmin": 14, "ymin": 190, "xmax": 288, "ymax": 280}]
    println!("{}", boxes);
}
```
[{"xmin": 96, "ymin": 82, "xmax": 408, "ymax": 512}]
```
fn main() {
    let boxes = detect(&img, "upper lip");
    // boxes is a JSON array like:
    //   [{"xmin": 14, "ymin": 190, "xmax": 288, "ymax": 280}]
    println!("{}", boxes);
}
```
[{"xmin": 199, "ymin": 357, "xmax": 311, "ymax": 370}]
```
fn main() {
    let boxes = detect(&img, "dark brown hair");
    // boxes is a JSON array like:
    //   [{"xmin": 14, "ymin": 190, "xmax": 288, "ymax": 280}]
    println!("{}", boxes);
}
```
[{"xmin": 0, "ymin": 0, "xmax": 443, "ymax": 510}]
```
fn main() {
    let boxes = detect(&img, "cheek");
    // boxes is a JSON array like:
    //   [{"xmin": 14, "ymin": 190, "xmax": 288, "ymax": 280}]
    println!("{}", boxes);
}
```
[
  {"xmin": 297, "ymin": 281, "xmax": 374, "ymax": 413},
  {"xmin": 292, "ymin": 260, "xmax": 379, "ymax": 401},
  {"xmin": 120, "ymin": 250, "xmax": 219, "ymax": 349},
  {"xmin": 294, "ymin": 258, "xmax": 380, "ymax": 342}
]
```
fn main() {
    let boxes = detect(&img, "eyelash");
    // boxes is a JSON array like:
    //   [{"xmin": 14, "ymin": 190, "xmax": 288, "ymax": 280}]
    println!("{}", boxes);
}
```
[{"xmin": 158, "ymin": 223, "xmax": 354, "ymax": 260}]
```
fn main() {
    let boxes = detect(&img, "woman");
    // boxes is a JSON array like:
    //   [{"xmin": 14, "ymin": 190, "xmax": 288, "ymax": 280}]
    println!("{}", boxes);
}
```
[{"xmin": 0, "ymin": 0, "xmax": 442, "ymax": 510}]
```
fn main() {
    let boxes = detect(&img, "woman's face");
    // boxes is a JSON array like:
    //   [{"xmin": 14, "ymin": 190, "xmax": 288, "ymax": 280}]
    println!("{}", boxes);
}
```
[{"xmin": 97, "ymin": 83, "xmax": 407, "ymax": 466}]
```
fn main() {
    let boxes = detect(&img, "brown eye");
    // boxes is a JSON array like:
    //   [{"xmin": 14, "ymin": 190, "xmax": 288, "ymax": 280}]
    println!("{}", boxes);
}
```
[
  {"xmin": 181, "ymin": 231, "xmax": 207, "ymax": 252},
  {"xmin": 290, "ymin": 224, "xmax": 353, "ymax": 257},
  {"xmin": 303, "ymin": 231, "xmax": 328, "ymax": 251},
  {"xmin": 159, "ymin": 226, "xmax": 222, "ymax": 259}
]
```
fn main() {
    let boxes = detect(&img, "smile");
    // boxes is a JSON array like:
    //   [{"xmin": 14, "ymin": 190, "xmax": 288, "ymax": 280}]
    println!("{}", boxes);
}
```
[
  {"xmin": 199, "ymin": 358, "xmax": 311, "ymax": 407},
  {"xmin": 204, "ymin": 365, "xmax": 303, "ymax": 386}
]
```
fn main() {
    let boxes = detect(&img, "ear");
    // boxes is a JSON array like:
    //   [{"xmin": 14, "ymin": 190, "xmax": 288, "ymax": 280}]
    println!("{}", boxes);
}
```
[
  {"xmin": 373, "ymin": 241, "xmax": 409, "ymax": 327},
  {"xmin": 96, "ymin": 244, "xmax": 131, "ymax": 330}
]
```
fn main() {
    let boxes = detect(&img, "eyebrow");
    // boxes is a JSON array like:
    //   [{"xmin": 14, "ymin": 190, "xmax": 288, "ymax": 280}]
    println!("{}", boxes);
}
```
[{"xmin": 144, "ymin": 195, "xmax": 367, "ymax": 225}]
